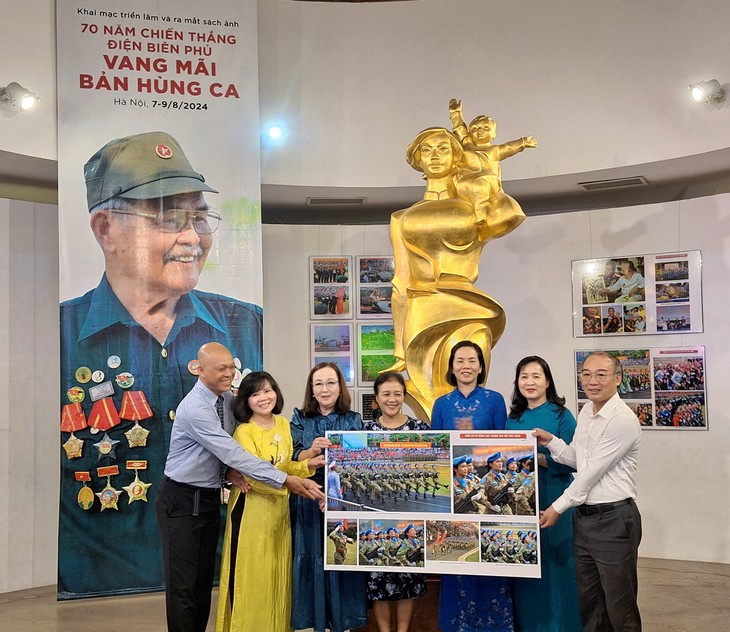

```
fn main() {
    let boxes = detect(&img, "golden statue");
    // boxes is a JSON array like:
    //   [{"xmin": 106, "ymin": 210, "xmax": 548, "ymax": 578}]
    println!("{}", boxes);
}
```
[{"xmin": 389, "ymin": 101, "xmax": 536, "ymax": 420}]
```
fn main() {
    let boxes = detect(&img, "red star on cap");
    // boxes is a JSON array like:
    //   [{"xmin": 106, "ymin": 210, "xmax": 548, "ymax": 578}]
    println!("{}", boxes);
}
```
[{"xmin": 155, "ymin": 144, "xmax": 173, "ymax": 159}]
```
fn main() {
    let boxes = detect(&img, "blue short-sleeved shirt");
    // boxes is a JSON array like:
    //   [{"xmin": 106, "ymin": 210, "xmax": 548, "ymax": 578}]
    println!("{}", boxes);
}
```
[{"xmin": 58, "ymin": 274, "xmax": 263, "ymax": 598}]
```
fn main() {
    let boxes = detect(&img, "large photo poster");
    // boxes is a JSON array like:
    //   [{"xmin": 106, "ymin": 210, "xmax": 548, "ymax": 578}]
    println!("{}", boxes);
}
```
[
  {"xmin": 575, "ymin": 346, "xmax": 708, "ymax": 430},
  {"xmin": 324, "ymin": 430, "xmax": 541, "ymax": 578},
  {"xmin": 57, "ymin": 0, "xmax": 262, "ymax": 597},
  {"xmin": 572, "ymin": 251, "xmax": 703, "ymax": 337}
]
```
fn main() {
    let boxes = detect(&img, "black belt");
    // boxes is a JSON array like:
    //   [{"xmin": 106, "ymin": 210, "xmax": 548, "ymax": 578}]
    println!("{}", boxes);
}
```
[
  {"xmin": 163, "ymin": 476, "xmax": 219, "ymax": 516},
  {"xmin": 163, "ymin": 475, "xmax": 219, "ymax": 493},
  {"xmin": 576, "ymin": 498, "xmax": 632, "ymax": 515}
]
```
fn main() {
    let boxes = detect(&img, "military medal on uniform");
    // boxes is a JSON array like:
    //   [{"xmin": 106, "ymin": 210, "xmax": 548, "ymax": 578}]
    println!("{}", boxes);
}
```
[
  {"xmin": 89, "ymin": 380, "xmax": 114, "ymax": 403},
  {"xmin": 67, "ymin": 386, "xmax": 85, "ymax": 404},
  {"xmin": 93, "ymin": 431, "xmax": 120, "ymax": 461},
  {"xmin": 120, "ymin": 391, "xmax": 153, "ymax": 448},
  {"xmin": 96, "ymin": 465, "xmax": 122, "ymax": 511},
  {"xmin": 75, "ymin": 366, "xmax": 92, "ymax": 384},
  {"xmin": 87, "ymin": 397, "xmax": 121, "ymax": 435},
  {"xmin": 75, "ymin": 471, "xmax": 95, "ymax": 510},
  {"xmin": 61, "ymin": 402, "xmax": 88, "ymax": 460},
  {"xmin": 122, "ymin": 460, "xmax": 152, "ymax": 504}
]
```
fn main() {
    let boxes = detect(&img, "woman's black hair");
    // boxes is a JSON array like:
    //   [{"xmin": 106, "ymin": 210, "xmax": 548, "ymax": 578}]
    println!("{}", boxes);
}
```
[
  {"xmin": 233, "ymin": 371, "xmax": 284, "ymax": 423},
  {"xmin": 373, "ymin": 371, "xmax": 407, "ymax": 396},
  {"xmin": 508, "ymin": 356, "xmax": 567, "ymax": 420},
  {"xmin": 446, "ymin": 341, "xmax": 486, "ymax": 386}
]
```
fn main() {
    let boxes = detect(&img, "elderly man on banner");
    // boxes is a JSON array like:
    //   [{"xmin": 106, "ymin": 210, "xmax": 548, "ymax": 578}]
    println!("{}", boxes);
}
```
[{"xmin": 58, "ymin": 131, "xmax": 262, "ymax": 598}]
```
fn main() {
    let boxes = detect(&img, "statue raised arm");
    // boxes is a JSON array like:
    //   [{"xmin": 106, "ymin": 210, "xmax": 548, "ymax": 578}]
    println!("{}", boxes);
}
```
[{"xmin": 448, "ymin": 98, "xmax": 534, "ymax": 230}]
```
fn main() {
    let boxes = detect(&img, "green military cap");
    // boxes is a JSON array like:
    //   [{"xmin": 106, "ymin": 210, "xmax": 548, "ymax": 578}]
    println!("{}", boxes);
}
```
[{"xmin": 84, "ymin": 131, "xmax": 217, "ymax": 211}]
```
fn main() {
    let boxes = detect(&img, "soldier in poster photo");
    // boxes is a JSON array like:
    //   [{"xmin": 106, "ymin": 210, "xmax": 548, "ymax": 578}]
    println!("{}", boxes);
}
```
[{"xmin": 326, "ymin": 433, "xmax": 451, "ymax": 513}]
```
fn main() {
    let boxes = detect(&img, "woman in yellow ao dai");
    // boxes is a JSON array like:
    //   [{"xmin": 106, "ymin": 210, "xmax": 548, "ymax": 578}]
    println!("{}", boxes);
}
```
[{"xmin": 215, "ymin": 371, "xmax": 324, "ymax": 632}]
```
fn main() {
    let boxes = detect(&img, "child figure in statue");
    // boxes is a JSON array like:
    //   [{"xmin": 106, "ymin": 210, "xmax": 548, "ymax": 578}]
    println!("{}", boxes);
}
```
[{"xmin": 449, "ymin": 98, "xmax": 537, "ymax": 229}]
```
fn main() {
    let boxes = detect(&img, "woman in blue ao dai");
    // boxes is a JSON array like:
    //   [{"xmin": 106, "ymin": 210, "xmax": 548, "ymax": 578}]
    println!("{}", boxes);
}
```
[{"xmin": 431, "ymin": 341, "xmax": 514, "ymax": 632}]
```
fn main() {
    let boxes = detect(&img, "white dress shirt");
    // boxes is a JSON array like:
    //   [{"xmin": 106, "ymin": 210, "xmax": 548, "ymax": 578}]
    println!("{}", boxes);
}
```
[{"xmin": 547, "ymin": 393, "xmax": 640, "ymax": 514}]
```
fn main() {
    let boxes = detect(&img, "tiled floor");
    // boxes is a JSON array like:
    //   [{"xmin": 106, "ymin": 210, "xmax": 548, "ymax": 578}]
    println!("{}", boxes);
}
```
[{"xmin": 1, "ymin": 557, "xmax": 727, "ymax": 631}]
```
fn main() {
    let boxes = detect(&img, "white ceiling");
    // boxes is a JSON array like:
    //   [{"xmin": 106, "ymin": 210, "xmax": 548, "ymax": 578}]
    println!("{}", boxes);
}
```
[{"xmin": 2, "ymin": 0, "xmax": 730, "ymax": 221}]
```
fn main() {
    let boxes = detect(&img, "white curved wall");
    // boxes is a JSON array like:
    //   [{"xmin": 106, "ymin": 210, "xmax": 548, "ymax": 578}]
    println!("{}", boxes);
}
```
[
  {"xmin": 258, "ymin": 0, "xmax": 730, "ymax": 187},
  {"xmin": 3, "ymin": 1, "xmax": 730, "ymax": 189}
]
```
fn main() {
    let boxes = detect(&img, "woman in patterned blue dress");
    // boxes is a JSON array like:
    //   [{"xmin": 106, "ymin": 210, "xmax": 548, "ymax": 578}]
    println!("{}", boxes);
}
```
[
  {"xmin": 290, "ymin": 362, "xmax": 368, "ymax": 632},
  {"xmin": 363, "ymin": 372, "xmax": 428, "ymax": 632}
]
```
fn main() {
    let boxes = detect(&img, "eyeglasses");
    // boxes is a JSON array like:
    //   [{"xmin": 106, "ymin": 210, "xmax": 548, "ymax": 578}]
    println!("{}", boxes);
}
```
[
  {"xmin": 312, "ymin": 380, "xmax": 339, "ymax": 391},
  {"xmin": 580, "ymin": 370, "xmax": 620, "ymax": 382},
  {"xmin": 112, "ymin": 208, "xmax": 221, "ymax": 234}
]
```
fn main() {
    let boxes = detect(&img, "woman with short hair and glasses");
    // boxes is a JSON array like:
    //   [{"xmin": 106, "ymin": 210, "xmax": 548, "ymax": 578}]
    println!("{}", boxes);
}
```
[{"xmin": 289, "ymin": 362, "xmax": 367, "ymax": 632}]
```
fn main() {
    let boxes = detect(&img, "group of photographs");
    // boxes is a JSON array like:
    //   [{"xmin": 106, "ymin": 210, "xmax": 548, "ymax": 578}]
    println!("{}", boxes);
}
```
[
  {"xmin": 573, "ymin": 251, "xmax": 702, "ymax": 337},
  {"xmin": 323, "ymin": 430, "xmax": 541, "ymax": 578},
  {"xmin": 575, "ymin": 346, "xmax": 707, "ymax": 430},
  {"xmin": 310, "ymin": 256, "xmax": 395, "ymax": 321},
  {"xmin": 309, "ymin": 256, "xmax": 397, "ymax": 403}
]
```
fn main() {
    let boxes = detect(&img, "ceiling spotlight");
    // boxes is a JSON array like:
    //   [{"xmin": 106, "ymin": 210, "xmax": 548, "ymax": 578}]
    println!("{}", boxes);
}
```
[
  {"xmin": 688, "ymin": 79, "xmax": 726, "ymax": 104},
  {"xmin": 0, "ymin": 82, "xmax": 40, "ymax": 116}
]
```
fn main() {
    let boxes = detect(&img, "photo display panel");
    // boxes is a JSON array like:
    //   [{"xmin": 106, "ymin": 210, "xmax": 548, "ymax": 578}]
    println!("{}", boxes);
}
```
[{"xmin": 323, "ymin": 430, "xmax": 541, "ymax": 578}]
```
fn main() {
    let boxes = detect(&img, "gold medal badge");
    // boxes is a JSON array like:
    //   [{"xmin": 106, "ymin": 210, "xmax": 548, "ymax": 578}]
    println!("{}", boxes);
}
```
[
  {"xmin": 63, "ymin": 433, "xmax": 84, "ymax": 459},
  {"xmin": 67, "ymin": 386, "xmax": 85, "ymax": 403},
  {"xmin": 75, "ymin": 366, "xmax": 92, "ymax": 384},
  {"xmin": 123, "ymin": 461, "xmax": 152, "ymax": 503},
  {"xmin": 120, "ymin": 392, "xmax": 153, "ymax": 447},
  {"xmin": 75, "ymin": 472, "xmax": 94, "ymax": 510},
  {"xmin": 124, "ymin": 422, "xmax": 150, "ymax": 448},
  {"xmin": 96, "ymin": 465, "xmax": 122, "ymax": 511},
  {"xmin": 60, "ymin": 403, "xmax": 88, "ymax": 459}
]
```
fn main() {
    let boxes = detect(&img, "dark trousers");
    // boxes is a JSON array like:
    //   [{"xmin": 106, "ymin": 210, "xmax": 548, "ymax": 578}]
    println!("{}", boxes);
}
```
[
  {"xmin": 573, "ymin": 499, "xmax": 642, "ymax": 632},
  {"xmin": 155, "ymin": 477, "xmax": 221, "ymax": 632}
]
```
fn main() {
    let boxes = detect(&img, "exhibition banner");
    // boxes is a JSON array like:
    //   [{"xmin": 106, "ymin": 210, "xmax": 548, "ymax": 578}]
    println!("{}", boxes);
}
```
[
  {"xmin": 56, "ymin": 0, "xmax": 262, "ymax": 597},
  {"xmin": 324, "ymin": 431, "xmax": 541, "ymax": 578}
]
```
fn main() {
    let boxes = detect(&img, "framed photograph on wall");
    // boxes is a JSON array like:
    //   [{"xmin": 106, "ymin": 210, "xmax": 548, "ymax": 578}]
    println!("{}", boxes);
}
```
[
  {"xmin": 572, "ymin": 251, "xmax": 703, "ymax": 337},
  {"xmin": 357, "ymin": 322, "xmax": 396, "ymax": 386},
  {"xmin": 359, "ymin": 390, "xmax": 379, "ymax": 421},
  {"xmin": 574, "ymin": 346, "xmax": 707, "ymax": 430},
  {"xmin": 356, "ymin": 256, "xmax": 394, "ymax": 284},
  {"xmin": 310, "ymin": 256, "xmax": 353, "ymax": 319},
  {"xmin": 356, "ymin": 256, "xmax": 394, "ymax": 319},
  {"xmin": 357, "ymin": 284, "xmax": 393, "ymax": 318},
  {"xmin": 311, "ymin": 323, "xmax": 353, "ymax": 354},
  {"xmin": 313, "ymin": 353, "xmax": 355, "ymax": 386}
]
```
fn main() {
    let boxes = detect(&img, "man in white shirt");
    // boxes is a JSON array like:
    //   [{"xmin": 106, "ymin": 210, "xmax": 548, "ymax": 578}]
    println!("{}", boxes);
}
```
[
  {"xmin": 599, "ymin": 260, "xmax": 645, "ymax": 303},
  {"xmin": 534, "ymin": 351, "xmax": 642, "ymax": 632}
]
